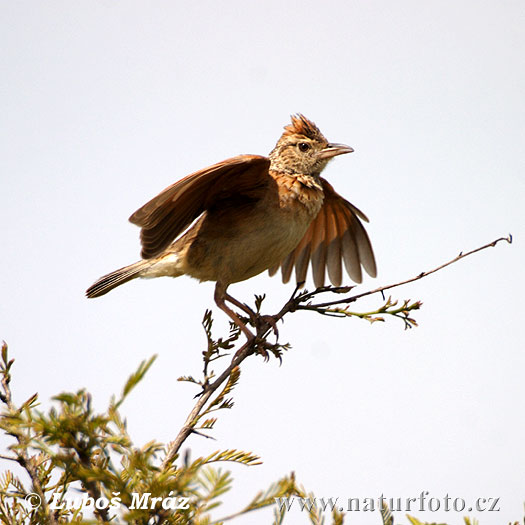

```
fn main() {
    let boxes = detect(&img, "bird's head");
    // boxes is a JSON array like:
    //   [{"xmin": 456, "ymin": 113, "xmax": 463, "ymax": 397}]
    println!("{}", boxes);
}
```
[{"xmin": 269, "ymin": 114, "xmax": 353, "ymax": 176}]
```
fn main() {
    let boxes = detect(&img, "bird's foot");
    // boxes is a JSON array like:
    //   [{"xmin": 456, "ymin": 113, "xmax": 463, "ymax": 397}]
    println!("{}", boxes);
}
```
[
  {"xmin": 253, "ymin": 339, "xmax": 285, "ymax": 363},
  {"xmin": 256, "ymin": 315, "xmax": 279, "ymax": 340}
]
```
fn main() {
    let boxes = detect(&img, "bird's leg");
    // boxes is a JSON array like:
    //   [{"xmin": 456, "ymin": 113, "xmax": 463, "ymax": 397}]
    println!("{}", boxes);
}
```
[
  {"xmin": 214, "ymin": 282, "xmax": 254, "ymax": 340},
  {"xmin": 223, "ymin": 290, "xmax": 278, "ymax": 339},
  {"xmin": 223, "ymin": 292, "xmax": 256, "ymax": 318}
]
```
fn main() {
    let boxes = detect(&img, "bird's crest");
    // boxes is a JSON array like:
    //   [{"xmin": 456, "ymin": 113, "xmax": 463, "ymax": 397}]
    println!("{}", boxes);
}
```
[{"xmin": 282, "ymin": 114, "xmax": 326, "ymax": 142}]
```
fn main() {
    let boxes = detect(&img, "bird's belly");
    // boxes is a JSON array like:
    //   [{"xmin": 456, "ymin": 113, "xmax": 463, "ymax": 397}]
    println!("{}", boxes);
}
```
[
  {"xmin": 181, "ymin": 207, "xmax": 314, "ymax": 284},
  {"xmin": 223, "ymin": 222, "xmax": 306, "ymax": 283}
]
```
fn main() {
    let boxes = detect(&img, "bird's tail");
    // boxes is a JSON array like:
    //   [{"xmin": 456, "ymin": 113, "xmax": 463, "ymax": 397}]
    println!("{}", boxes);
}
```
[{"xmin": 86, "ymin": 260, "xmax": 148, "ymax": 298}]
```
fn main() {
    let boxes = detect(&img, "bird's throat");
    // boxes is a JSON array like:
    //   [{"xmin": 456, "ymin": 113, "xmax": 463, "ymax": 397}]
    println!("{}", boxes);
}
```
[{"xmin": 295, "ymin": 172, "xmax": 323, "ymax": 192}]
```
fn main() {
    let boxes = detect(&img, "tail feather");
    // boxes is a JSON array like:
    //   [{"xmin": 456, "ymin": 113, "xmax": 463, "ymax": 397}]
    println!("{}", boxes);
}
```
[{"xmin": 86, "ymin": 261, "xmax": 146, "ymax": 298}]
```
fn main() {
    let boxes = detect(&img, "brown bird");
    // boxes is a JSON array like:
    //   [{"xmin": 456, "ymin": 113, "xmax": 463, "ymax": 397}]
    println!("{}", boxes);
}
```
[{"xmin": 86, "ymin": 115, "xmax": 376, "ymax": 339}]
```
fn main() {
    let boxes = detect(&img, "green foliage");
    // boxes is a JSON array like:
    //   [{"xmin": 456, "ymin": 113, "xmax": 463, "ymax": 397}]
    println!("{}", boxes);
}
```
[
  {"xmin": 380, "ymin": 500, "xmax": 394, "ymax": 525},
  {"xmin": 281, "ymin": 287, "xmax": 422, "ymax": 329},
  {"xmin": 0, "ymin": 341, "xmax": 341, "ymax": 525}
]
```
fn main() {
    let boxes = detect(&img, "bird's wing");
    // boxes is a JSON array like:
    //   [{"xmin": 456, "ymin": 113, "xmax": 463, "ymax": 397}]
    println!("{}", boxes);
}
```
[
  {"xmin": 269, "ymin": 178, "xmax": 377, "ymax": 287},
  {"xmin": 129, "ymin": 155, "xmax": 270, "ymax": 258}
]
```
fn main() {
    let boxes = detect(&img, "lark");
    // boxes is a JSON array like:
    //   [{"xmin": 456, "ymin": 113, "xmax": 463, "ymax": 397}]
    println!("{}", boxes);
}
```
[{"xmin": 86, "ymin": 115, "xmax": 376, "ymax": 339}]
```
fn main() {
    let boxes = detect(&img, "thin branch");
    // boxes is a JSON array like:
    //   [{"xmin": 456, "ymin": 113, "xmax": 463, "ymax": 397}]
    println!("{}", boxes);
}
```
[
  {"xmin": 162, "ymin": 339, "xmax": 257, "ymax": 468},
  {"xmin": 274, "ymin": 235, "xmax": 512, "ymax": 316},
  {"xmin": 0, "ymin": 454, "xmax": 18, "ymax": 463},
  {"xmin": 191, "ymin": 429, "xmax": 217, "ymax": 441},
  {"xmin": 76, "ymin": 451, "xmax": 110, "ymax": 523},
  {"xmin": 0, "ymin": 342, "xmax": 57, "ymax": 525},
  {"xmin": 162, "ymin": 235, "xmax": 512, "ymax": 468}
]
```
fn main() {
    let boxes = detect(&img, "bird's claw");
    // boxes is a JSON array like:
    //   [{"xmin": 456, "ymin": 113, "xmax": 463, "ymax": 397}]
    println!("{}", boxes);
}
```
[{"xmin": 256, "ymin": 315, "xmax": 279, "ymax": 339}]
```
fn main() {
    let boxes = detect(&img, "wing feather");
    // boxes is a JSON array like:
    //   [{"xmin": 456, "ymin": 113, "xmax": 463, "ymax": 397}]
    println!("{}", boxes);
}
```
[
  {"xmin": 273, "ymin": 177, "xmax": 376, "ymax": 287},
  {"xmin": 294, "ymin": 226, "xmax": 314, "ymax": 284},
  {"xmin": 325, "ymin": 205, "xmax": 343, "ymax": 286},
  {"xmin": 350, "ymin": 210, "xmax": 377, "ymax": 278},
  {"xmin": 128, "ymin": 155, "xmax": 270, "ymax": 259},
  {"xmin": 280, "ymin": 251, "xmax": 296, "ymax": 283},
  {"xmin": 310, "ymin": 206, "xmax": 327, "ymax": 288},
  {"xmin": 340, "ymin": 208, "xmax": 363, "ymax": 283}
]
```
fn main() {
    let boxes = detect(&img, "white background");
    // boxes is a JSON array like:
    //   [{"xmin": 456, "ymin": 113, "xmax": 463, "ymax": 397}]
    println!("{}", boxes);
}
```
[{"xmin": 1, "ymin": 1, "xmax": 524, "ymax": 524}]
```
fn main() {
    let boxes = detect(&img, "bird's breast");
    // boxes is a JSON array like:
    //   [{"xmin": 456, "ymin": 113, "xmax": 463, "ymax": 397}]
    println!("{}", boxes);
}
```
[
  {"xmin": 179, "ymin": 174, "xmax": 324, "ymax": 284},
  {"xmin": 274, "ymin": 172, "xmax": 324, "ymax": 216}
]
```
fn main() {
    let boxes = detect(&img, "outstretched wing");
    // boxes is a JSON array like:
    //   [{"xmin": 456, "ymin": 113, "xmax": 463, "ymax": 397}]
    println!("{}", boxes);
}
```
[
  {"xmin": 129, "ymin": 155, "xmax": 270, "ymax": 259},
  {"xmin": 269, "ymin": 178, "xmax": 376, "ymax": 287}
]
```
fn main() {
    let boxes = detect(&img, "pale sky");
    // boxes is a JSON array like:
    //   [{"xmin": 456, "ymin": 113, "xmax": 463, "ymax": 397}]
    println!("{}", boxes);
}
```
[{"xmin": 1, "ymin": 1, "xmax": 524, "ymax": 524}]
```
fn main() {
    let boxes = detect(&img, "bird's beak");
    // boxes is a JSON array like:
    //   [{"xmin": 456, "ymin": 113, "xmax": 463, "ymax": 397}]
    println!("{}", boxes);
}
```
[{"xmin": 317, "ymin": 143, "xmax": 354, "ymax": 160}]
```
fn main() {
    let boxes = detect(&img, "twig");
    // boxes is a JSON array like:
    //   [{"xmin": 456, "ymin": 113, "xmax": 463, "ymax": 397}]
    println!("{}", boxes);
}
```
[
  {"xmin": 76, "ymin": 451, "xmax": 110, "ymax": 523},
  {"xmin": 162, "ymin": 339, "xmax": 256, "ymax": 468},
  {"xmin": 274, "ymin": 235, "xmax": 512, "ymax": 316},
  {"xmin": 191, "ymin": 429, "xmax": 217, "ymax": 441},
  {"xmin": 0, "ymin": 454, "xmax": 18, "ymax": 462},
  {"xmin": 0, "ymin": 342, "xmax": 57, "ymax": 525},
  {"xmin": 163, "ymin": 235, "xmax": 512, "ymax": 467}
]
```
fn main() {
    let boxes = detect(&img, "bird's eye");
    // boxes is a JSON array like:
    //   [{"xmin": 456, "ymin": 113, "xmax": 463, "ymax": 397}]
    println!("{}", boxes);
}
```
[{"xmin": 298, "ymin": 142, "xmax": 310, "ymax": 152}]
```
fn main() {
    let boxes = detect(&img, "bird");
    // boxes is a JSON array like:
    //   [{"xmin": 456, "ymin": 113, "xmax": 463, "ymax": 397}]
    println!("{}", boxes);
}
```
[{"xmin": 86, "ymin": 115, "xmax": 377, "ymax": 340}]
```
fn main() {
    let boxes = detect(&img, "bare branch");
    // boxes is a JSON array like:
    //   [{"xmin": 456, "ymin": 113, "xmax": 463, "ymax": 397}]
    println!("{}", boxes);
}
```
[
  {"xmin": 274, "ymin": 235, "xmax": 512, "ymax": 316},
  {"xmin": 163, "ymin": 235, "xmax": 512, "ymax": 470},
  {"xmin": 163, "ymin": 339, "xmax": 257, "ymax": 468}
]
